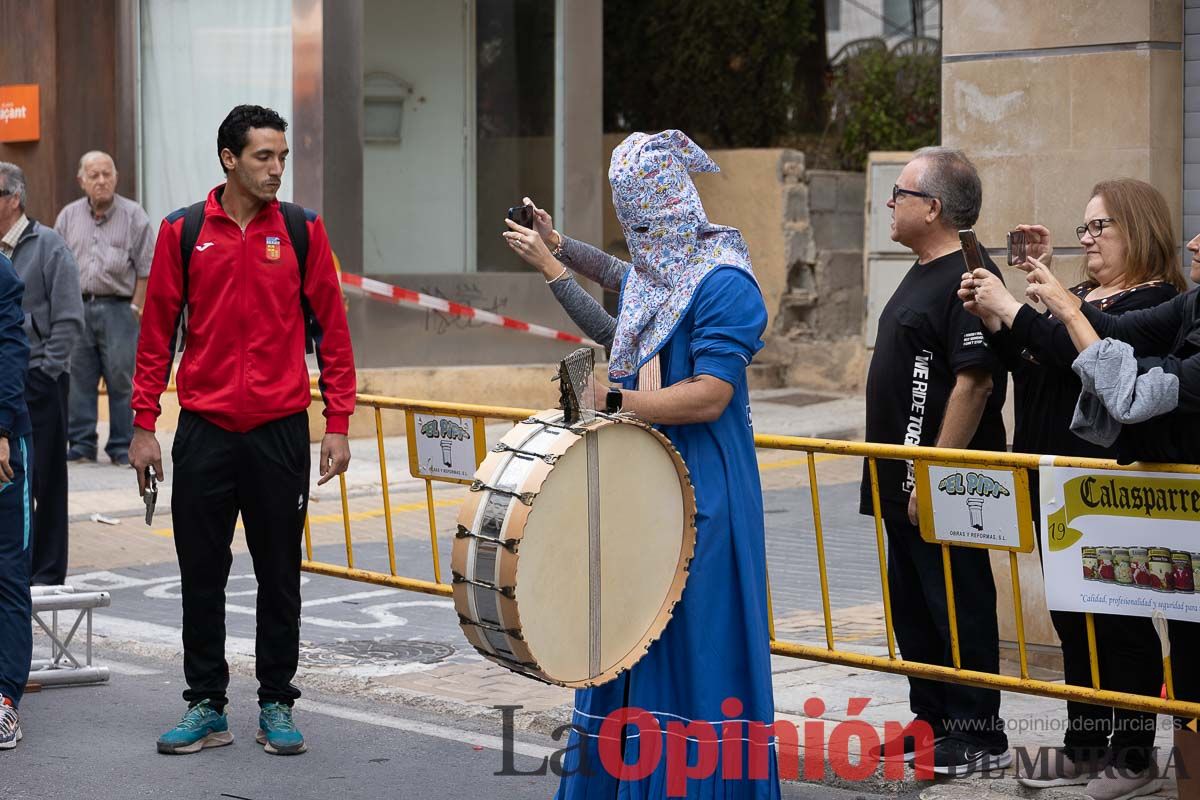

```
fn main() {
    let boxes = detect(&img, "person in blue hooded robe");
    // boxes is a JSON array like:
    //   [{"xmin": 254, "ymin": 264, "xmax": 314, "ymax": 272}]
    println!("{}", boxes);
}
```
[{"xmin": 503, "ymin": 130, "xmax": 781, "ymax": 799}]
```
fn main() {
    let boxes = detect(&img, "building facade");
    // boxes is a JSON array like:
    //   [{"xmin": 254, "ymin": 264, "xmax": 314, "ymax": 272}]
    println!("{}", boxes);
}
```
[{"xmin": 0, "ymin": 0, "xmax": 603, "ymax": 369}]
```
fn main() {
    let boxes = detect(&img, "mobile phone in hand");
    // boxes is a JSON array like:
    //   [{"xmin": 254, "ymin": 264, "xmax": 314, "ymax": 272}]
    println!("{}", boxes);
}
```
[
  {"xmin": 506, "ymin": 203, "xmax": 534, "ymax": 229},
  {"xmin": 958, "ymin": 229, "xmax": 987, "ymax": 273},
  {"xmin": 1006, "ymin": 230, "xmax": 1027, "ymax": 266}
]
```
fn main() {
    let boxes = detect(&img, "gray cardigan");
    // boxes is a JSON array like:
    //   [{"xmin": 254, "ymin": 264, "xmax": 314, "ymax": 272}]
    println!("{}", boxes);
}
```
[
  {"xmin": 1070, "ymin": 338, "xmax": 1180, "ymax": 447},
  {"xmin": 547, "ymin": 236, "xmax": 630, "ymax": 348},
  {"xmin": 11, "ymin": 220, "xmax": 84, "ymax": 379}
]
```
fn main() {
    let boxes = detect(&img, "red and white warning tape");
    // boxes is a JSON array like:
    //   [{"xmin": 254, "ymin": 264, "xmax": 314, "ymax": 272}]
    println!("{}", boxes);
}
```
[{"xmin": 339, "ymin": 272, "xmax": 601, "ymax": 348}]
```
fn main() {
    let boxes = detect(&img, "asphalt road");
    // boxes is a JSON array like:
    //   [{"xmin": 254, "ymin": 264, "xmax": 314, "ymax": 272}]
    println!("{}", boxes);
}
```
[{"xmin": 6, "ymin": 647, "xmax": 918, "ymax": 800}]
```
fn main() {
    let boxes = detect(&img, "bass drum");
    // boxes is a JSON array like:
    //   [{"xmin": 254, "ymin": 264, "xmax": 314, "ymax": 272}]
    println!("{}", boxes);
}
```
[{"xmin": 452, "ymin": 410, "xmax": 696, "ymax": 687}]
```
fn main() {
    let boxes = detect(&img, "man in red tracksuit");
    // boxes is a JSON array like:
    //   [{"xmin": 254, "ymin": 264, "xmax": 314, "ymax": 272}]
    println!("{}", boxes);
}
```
[{"xmin": 130, "ymin": 105, "xmax": 356, "ymax": 757}]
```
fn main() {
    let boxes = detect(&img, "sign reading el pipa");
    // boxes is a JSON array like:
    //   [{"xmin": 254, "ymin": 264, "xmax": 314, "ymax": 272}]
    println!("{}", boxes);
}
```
[
  {"xmin": 1040, "ymin": 465, "xmax": 1200, "ymax": 623},
  {"xmin": 405, "ymin": 410, "xmax": 487, "ymax": 484},
  {"xmin": 915, "ymin": 461, "xmax": 1033, "ymax": 552}
]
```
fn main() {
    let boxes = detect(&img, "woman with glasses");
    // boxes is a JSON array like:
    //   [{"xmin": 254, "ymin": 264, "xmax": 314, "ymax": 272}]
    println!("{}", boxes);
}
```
[
  {"xmin": 958, "ymin": 179, "xmax": 1185, "ymax": 800},
  {"xmin": 1009, "ymin": 226, "xmax": 1200, "ymax": 800}
]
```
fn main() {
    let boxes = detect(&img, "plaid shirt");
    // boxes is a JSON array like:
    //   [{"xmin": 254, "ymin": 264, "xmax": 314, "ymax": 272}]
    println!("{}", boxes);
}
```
[
  {"xmin": 54, "ymin": 195, "xmax": 154, "ymax": 297},
  {"xmin": 0, "ymin": 214, "xmax": 29, "ymax": 260}
]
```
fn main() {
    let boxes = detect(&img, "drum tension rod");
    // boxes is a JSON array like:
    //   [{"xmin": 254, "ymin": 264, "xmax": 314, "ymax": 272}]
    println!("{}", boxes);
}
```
[
  {"xmin": 456, "ymin": 614, "xmax": 526, "ymax": 640},
  {"xmin": 522, "ymin": 417, "xmax": 590, "ymax": 435},
  {"xmin": 469, "ymin": 480, "xmax": 537, "ymax": 506},
  {"xmin": 491, "ymin": 442, "xmax": 559, "ymax": 465},
  {"xmin": 452, "ymin": 571, "xmax": 517, "ymax": 599},
  {"xmin": 454, "ymin": 525, "xmax": 520, "ymax": 553}
]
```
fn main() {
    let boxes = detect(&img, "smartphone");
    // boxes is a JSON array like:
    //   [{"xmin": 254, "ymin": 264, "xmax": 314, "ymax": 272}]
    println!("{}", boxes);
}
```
[
  {"xmin": 958, "ymin": 229, "xmax": 987, "ymax": 273},
  {"xmin": 506, "ymin": 203, "xmax": 534, "ymax": 229},
  {"xmin": 1006, "ymin": 230, "xmax": 1027, "ymax": 266}
]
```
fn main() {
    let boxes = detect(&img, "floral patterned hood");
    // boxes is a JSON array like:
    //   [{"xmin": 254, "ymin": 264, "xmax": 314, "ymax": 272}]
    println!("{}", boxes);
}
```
[{"xmin": 607, "ymin": 130, "xmax": 755, "ymax": 380}]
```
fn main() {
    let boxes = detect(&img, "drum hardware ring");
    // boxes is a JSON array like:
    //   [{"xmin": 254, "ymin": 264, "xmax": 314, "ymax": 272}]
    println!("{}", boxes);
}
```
[
  {"xmin": 491, "ymin": 442, "xmax": 560, "ymax": 465},
  {"xmin": 454, "ymin": 525, "xmax": 520, "ymax": 553},
  {"xmin": 452, "ymin": 572, "xmax": 517, "ymax": 599},
  {"xmin": 469, "ymin": 480, "xmax": 537, "ymax": 506},
  {"xmin": 457, "ymin": 614, "xmax": 526, "ymax": 641}
]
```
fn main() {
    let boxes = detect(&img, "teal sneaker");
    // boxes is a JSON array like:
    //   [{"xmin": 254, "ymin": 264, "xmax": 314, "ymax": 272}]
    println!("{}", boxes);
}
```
[
  {"xmin": 156, "ymin": 700, "xmax": 234, "ymax": 754},
  {"xmin": 256, "ymin": 702, "xmax": 307, "ymax": 755}
]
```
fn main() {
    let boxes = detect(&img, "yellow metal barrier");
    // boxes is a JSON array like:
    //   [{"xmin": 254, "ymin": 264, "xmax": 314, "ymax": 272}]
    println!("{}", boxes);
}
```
[{"xmin": 303, "ymin": 390, "xmax": 1200, "ymax": 720}]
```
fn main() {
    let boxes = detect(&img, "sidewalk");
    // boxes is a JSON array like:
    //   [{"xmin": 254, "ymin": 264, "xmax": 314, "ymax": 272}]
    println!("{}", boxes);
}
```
[{"xmin": 59, "ymin": 391, "xmax": 1184, "ymax": 797}]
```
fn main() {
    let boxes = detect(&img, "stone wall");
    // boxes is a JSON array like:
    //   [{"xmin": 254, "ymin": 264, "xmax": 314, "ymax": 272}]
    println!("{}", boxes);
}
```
[
  {"xmin": 599, "ymin": 134, "xmax": 868, "ymax": 391},
  {"xmin": 941, "ymin": 0, "xmax": 1183, "ymax": 303}
]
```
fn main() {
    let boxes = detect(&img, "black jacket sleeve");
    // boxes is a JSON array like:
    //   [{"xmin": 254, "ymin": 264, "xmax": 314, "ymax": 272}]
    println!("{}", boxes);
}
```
[
  {"xmin": 1011, "ymin": 284, "xmax": 1180, "ymax": 369},
  {"xmin": 1078, "ymin": 289, "xmax": 1189, "ymax": 355},
  {"xmin": 0, "ymin": 259, "xmax": 30, "ymax": 433}
]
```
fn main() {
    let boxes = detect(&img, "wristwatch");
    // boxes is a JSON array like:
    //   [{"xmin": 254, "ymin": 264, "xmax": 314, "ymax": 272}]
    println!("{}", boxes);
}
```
[
  {"xmin": 0, "ymin": 426, "xmax": 11, "ymax": 441},
  {"xmin": 605, "ymin": 387, "xmax": 623, "ymax": 414}
]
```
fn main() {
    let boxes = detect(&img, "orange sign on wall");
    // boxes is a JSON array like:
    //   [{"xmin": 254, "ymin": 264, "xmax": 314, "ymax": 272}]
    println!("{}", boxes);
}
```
[{"xmin": 0, "ymin": 85, "xmax": 40, "ymax": 143}]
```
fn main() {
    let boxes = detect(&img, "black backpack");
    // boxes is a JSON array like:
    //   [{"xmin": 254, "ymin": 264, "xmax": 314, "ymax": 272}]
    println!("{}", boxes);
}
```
[{"xmin": 174, "ymin": 200, "xmax": 318, "ymax": 354}]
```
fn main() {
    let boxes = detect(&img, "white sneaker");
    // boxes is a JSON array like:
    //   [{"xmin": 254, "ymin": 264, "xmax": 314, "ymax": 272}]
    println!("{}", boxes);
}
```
[
  {"xmin": 0, "ymin": 696, "xmax": 22, "ymax": 750},
  {"xmin": 1084, "ymin": 769, "xmax": 1164, "ymax": 800},
  {"xmin": 1017, "ymin": 749, "xmax": 1103, "ymax": 788}
]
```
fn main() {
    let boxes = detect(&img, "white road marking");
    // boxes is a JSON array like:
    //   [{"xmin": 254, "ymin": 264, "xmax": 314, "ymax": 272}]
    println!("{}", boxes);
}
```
[
  {"xmin": 295, "ymin": 699, "xmax": 557, "ymax": 760},
  {"xmin": 301, "ymin": 588, "xmax": 401, "ymax": 607},
  {"xmin": 93, "ymin": 615, "xmax": 257, "ymax": 656},
  {"xmin": 225, "ymin": 598, "xmax": 453, "ymax": 629},
  {"xmin": 67, "ymin": 571, "xmax": 182, "ymax": 591}
]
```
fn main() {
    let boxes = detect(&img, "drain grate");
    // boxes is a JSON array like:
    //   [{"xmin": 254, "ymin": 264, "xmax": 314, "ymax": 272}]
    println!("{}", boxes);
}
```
[{"xmin": 299, "ymin": 640, "xmax": 455, "ymax": 668}]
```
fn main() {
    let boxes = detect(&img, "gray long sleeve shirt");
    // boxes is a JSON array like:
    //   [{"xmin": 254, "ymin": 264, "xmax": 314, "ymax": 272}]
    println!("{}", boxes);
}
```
[
  {"xmin": 10, "ymin": 220, "xmax": 84, "ymax": 379},
  {"xmin": 546, "ymin": 236, "xmax": 631, "ymax": 348}
]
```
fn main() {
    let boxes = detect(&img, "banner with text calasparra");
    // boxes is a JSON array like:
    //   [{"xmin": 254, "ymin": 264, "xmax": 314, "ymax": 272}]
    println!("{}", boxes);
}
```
[{"xmin": 1040, "ymin": 465, "xmax": 1200, "ymax": 623}]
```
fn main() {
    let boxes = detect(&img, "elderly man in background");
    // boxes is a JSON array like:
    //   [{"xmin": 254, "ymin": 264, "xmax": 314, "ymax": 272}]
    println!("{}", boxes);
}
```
[
  {"xmin": 0, "ymin": 162, "xmax": 83, "ymax": 587},
  {"xmin": 55, "ymin": 151, "xmax": 154, "ymax": 467}
]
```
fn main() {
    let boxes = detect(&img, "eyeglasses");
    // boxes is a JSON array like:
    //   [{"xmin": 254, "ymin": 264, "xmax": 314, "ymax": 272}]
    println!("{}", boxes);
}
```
[
  {"xmin": 892, "ymin": 185, "xmax": 936, "ymax": 204},
  {"xmin": 1075, "ymin": 218, "xmax": 1115, "ymax": 241}
]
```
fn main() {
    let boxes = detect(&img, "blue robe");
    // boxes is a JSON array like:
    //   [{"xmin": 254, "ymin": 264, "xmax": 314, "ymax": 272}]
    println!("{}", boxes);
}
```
[{"xmin": 556, "ymin": 267, "xmax": 781, "ymax": 799}]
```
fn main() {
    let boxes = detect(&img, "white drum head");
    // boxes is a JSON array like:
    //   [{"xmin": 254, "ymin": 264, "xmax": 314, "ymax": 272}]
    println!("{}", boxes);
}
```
[{"xmin": 515, "ymin": 421, "xmax": 690, "ymax": 684}]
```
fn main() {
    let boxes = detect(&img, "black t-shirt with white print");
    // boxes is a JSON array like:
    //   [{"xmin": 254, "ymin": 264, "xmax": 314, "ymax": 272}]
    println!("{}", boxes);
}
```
[{"xmin": 859, "ymin": 247, "xmax": 1008, "ymax": 519}]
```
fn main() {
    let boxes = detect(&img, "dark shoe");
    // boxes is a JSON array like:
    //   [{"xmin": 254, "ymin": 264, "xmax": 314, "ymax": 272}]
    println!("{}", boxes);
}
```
[
  {"xmin": 932, "ymin": 736, "xmax": 1012, "ymax": 777},
  {"xmin": 868, "ymin": 718, "xmax": 943, "ymax": 763},
  {"xmin": 66, "ymin": 448, "xmax": 96, "ymax": 463},
  {"xmin": 109, "ymin": 452, "xmax": 130, "ymax": 467}
]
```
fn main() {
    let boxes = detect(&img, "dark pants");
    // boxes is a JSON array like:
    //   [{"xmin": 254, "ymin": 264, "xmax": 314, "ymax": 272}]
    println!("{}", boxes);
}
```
[
  {"xmin": 1024, "ymin": 481, "xmax": 1161, "ymax": 771},
  {"xmin": 26, "ymin": 368, "xmax": 69, "ymax": 586},
  {"xmin": 68, "ymin": 297, "xmax": 138, "ymax": 460},
  {"xmin": 171, "ymin": 410, "xmax": 310, "ymax": 710},
  {"xmin": 1052, "ymin": 609, "xmax": 1160, "ymax": 770},
  {"xmin": 885, "ymin": 516, "xmax": 1007, "ymax": 748},
  {"xmin": 0, "ymin": 434, "xmax": 33, "ymax": 705}
]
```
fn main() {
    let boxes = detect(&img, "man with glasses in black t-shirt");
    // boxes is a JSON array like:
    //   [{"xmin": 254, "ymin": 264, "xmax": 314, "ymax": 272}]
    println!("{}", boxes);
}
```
[{"xmin": 861, "ymin": 147, "xmax": 1010, "ymax": 777}]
